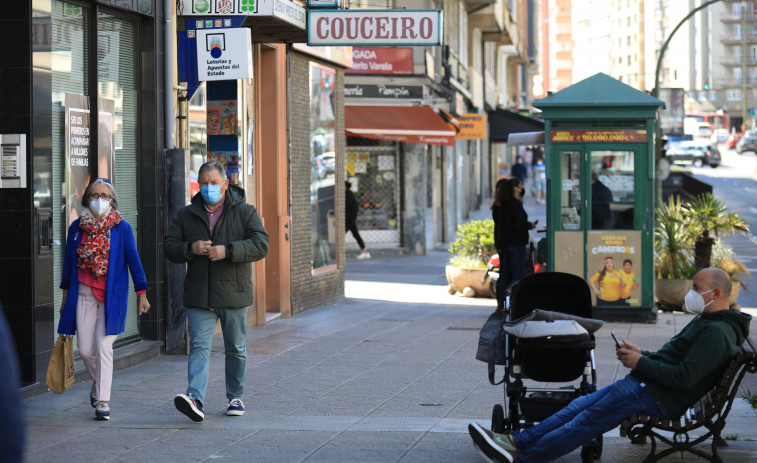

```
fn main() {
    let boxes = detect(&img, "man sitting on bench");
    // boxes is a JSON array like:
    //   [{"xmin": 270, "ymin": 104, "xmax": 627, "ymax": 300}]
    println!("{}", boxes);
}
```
[{"xmin": 469, "ymin": 268, "xmax": 751, "ymax": 463}]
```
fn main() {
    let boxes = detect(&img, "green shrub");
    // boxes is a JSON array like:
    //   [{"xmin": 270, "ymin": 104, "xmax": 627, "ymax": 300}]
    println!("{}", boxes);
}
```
[{"xmin": 448, "ymin": 219, "xmax": 495, "ymax": 266}]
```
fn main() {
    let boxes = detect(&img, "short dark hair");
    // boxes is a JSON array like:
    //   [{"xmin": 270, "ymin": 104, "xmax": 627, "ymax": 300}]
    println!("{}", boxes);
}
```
[
  {"xmin": 81, "ymin": 178, "xmax": 118, "ymax": 210},
  {"xmin": 198, "ymin": 160, "xmax": 226, "ymax": 179},
  {"xmin": 623, "ymin": 259, "xmax": 632, "ymax": 266}
]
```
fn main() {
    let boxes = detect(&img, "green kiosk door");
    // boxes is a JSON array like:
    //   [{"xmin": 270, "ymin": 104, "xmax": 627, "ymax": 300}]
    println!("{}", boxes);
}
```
[
  {"xmin": 533, "ymin": 73, "xmax": 663, "ymax": 322},
  {"xmin": 552, "ymin": 142, "xmax": 645, "ymax": 308}
]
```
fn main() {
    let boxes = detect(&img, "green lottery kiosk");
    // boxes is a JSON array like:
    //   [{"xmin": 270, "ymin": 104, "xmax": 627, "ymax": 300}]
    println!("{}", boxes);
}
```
[{"xmin": 533, "ymin": 73, "xmax": 663, "ymax": 322}]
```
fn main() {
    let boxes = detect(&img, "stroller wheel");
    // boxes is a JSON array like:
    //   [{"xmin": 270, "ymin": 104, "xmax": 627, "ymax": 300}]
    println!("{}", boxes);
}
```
[
  {"xmin": 580, "ymin": 445, "xmax": 594, "ymax": 463},
  {"xmin": 580, "ymin": 435, "xmax": 603, "ymax": 462},
  {"xmin": 488, "ymin": 280, "xmax": 497, "ymax": 299},
  {"xmin": 491, "ymin": 404, "xmax": 505, "ymax": 434}
]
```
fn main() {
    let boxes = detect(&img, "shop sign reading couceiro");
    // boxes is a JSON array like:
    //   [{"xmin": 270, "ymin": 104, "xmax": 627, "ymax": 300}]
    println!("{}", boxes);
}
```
[{"xmin": 308, "ymin": 9, "xmax": 442, "ymax": 46}]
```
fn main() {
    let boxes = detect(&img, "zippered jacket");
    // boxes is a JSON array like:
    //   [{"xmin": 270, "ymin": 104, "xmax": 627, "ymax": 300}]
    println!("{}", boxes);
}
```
[
  {"xmin": 164, "ymin": 184, "xmax": 269, "ymax": 309},
  {"xmin": 631, "ymin": 308, "xmax": 751, "ymax": 416}
]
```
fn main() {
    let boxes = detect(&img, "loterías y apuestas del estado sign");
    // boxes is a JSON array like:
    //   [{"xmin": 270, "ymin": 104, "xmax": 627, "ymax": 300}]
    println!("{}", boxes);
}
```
[{"xmin": 307, "ymin": 9, "xmax": 442, "ymax": 46}]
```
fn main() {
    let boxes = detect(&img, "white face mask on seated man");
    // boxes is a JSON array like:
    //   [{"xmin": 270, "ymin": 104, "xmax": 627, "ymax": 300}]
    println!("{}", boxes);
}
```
[{"xmin": 684, "ymin": 288, "xmax": 714, "ymax": 315}]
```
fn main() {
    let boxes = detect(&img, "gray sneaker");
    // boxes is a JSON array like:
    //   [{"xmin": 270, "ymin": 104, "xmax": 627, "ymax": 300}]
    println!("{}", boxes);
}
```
[
  {"xmin": 95, "ymin": 401, "xmax": 110, "ymax": 420},
  {"xmin": 468, "ymin": 422, "xmax": 517, "ymax": 463}
]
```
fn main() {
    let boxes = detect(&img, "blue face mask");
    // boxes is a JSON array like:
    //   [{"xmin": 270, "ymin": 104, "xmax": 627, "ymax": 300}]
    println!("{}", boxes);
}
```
[{"xmin": 200, "ymin": 184, "xmax": 223, "ymax": 204}]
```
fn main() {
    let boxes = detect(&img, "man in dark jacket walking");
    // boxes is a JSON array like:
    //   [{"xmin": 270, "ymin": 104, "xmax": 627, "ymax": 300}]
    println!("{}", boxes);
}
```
[
  {"xmin": 469, "ymin": 267, "xmax": 751, "ymax": 463},
  {"xmin": 165, "ymin": 161, "xmax": 269, "ymax": 422}
]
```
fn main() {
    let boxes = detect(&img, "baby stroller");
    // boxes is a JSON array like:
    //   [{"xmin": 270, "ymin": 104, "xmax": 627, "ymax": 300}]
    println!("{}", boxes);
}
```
[{"xmin": 491, "ymin": 272, "xmax": 604, "ymax": 462}]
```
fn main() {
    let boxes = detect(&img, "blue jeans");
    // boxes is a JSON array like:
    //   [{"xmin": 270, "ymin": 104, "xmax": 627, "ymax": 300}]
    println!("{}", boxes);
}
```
[
  {"xmin": 497, "ymin": 246, "xmax": 527, "ymax": 307},
  {"xmin": 186, "ymin": 307, "xmax": 248, "ymax": 405},
  {"xmin": 513, "ymin": 375, "xmax": 674, "ymax": 463}
]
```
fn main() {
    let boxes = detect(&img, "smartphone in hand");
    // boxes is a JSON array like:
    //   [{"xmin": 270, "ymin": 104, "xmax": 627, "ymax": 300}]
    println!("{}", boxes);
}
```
[{"xmin": 611, "ymin": 331, "xmax": 621, "ymax": 349}]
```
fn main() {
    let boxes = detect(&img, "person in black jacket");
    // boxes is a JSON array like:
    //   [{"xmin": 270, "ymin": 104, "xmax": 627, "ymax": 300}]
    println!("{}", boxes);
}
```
[
  {"xmin": 492, "ymin": 178, "xmax": 536, "ymax": 310},
  {"xmin": 345, "ymin": 181, "xmax": 370, "ymax": 259},
  {"xmin": 165, "ymin": 161, "xmax": 269, "ymax": 422}
]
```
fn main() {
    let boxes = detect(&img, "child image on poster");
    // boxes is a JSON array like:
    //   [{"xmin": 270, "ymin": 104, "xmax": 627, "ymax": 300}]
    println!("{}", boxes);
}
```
[
  {"xmin": 589, "ymin": 256, "xmax": 626, "ymax": 306},
  {"xmin": 619, "ymin": 259, "xmax": 641, "ymax": 305},
  {"xmin": 207, "ymin": 109, "xmax": 221, "ymax": 135}
]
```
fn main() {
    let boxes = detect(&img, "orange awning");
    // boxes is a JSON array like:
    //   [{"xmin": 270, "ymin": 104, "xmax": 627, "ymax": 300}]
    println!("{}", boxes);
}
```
[{"xmin": 345, "ymin": 105, "xmax": 457, "ymax": 146}]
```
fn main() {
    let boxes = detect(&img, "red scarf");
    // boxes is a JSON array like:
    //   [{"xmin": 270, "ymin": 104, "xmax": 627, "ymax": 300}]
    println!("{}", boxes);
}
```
[{"xmin": 77, "ymin": 210, "xmax": 122, "ymax": 277}]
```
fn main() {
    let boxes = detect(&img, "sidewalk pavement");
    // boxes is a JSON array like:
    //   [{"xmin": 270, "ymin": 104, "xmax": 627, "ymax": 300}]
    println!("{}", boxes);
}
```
[{"xmin": 24, "ymin": 225, "xmax": 757, "ymax": 462}]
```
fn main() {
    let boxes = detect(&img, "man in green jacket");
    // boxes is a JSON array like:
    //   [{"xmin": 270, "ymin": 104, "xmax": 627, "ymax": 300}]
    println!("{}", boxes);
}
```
[
  {"xmin": 469, "ymin": 267, "xmax": 751, "ymax": 463},
  {"xmin": 165, "ymin": 161, "xmax": 269, "ymax": 422}
]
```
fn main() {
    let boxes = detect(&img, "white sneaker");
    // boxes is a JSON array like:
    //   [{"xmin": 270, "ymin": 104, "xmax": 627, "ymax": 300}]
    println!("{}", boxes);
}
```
[
  {"xmin": 95, "ymin": 401, "xmax": 110, "ymax": 420},
  {"xmin": 356, "ymin": 251, "xmax": 371, "ymax": 260}
]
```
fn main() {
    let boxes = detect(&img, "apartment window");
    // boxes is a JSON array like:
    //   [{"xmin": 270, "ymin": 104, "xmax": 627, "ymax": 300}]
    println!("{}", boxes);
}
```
[
  {"xmin": 627, "ymin": 36, "xmax": 631, "ymax": 46},
  {"xmin": 627, "ymin": 55, "xmax": 631, "ymax": 65},
  {"xmin": 734, "ymin": 67, "xmax": 742, "ymax": 83},
  {"xmin": 733, "ymin": 2, "xmax": 742, "ymax": 17},
  {"xmin": 727, "ymin": 88, "xmax": 743, "ymax": 101},
  {"xmin": 627, "ymin": 16, "xmax": 631, "ymax": 27}
]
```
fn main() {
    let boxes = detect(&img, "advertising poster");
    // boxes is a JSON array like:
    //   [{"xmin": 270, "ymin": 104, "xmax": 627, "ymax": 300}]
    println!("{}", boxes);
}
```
[
  {"xmin": 586, "ymin": 231, "xmax": 642, "ymax": 307},
  {"xmin": 207, "ymin": 100, "xmax": 238, "ymax": 135},
  {"xmin": 207, "ymin": 151, "xmax": 240, "ymax": 184},
  {"xmin": 65, "ymin": 93, "xmax": 91, "ymax": 226},
  {"xmin": 65, "ymin": 94, "xmax": 116, "ymax": 226}
]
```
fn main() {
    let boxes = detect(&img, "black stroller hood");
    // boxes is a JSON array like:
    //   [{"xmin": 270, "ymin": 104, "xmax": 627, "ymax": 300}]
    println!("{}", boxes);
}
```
[{"xmin": 510, "ymin": 272, "xmax": 593, "ymax": 320}]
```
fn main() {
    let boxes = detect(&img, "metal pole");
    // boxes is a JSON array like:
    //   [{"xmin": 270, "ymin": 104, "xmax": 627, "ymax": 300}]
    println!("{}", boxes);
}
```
[{"xmin": 743, "ymin": 1, "xmax": 749, "ymax": 131}]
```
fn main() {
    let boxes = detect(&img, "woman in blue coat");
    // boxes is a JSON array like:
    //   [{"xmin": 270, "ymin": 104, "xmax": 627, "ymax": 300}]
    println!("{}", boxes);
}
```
[{"xmin": 58, "ymin": 178, "xmax": 150, "ymax": 420}]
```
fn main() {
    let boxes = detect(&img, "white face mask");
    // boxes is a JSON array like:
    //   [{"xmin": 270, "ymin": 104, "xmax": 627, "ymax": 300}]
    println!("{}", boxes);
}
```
[
  {"xmin": 684, "ymin": 288, "xmax": 714, "ymax": 315},
  {"xmin": 90, "ymin": 198, "xmax": 111, "ymax": 217}
]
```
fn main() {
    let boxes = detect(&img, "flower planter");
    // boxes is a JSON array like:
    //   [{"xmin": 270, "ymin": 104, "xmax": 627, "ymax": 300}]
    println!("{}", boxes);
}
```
[
  {"xmin": 445, "ymin": 265, "xmax": 492, "ymax": 298},
  {"xmin": 655, "ymin": 279, "xmax": 692, "ymax": 311},
  {"xmin": 729, "ymin": 283, "xmax": 741, "ymax": 307}
]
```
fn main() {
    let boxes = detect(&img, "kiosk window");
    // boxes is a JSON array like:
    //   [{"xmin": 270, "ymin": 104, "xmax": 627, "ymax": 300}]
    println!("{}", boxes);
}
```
[
  {"xmin": 560, "ymin": 151, "xmax": 582, "ymax": 230},
  {"xmin": 590, "ymin": 150, "xmax": 634, "ymax": 230}
]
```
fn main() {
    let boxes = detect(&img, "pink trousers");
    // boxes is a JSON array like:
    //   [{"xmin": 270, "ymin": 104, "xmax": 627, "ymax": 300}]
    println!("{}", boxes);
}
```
[{"xmin": 76, "ymin": 283, "xmax": 117, "ymax": 402}]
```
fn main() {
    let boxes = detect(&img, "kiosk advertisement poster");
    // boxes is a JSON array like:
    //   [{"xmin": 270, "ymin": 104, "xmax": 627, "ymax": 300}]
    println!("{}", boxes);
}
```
[{"xmin": 586, "ymin": 230, "xmax": 642, "ymax": 307}]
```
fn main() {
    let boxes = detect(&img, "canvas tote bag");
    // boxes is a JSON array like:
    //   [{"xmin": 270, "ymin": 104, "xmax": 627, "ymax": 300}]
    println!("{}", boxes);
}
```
[{"xmin": 46, "ymin": 335, "xmax": 75, "ymax": 394}]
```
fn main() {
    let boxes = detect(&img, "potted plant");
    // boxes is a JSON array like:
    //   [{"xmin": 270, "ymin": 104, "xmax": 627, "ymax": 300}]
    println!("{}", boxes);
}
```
[
  {"xmin": 446, "ymin": 219, "xmax": 496, "ymax": 297},
  {"xmin": 654, "ymin": 194, "xmax": 751, "ymax": 311},
  {"xmin": 711, "ymin": 238, "xmax": 752, "ymax": 307},
  {"xmin": 683, "ymin": 193, "xmax": 750, "ymax": 269},
  {"xmin": 654, "ymin": 197, "xmax": 698, "ymax": 310}
]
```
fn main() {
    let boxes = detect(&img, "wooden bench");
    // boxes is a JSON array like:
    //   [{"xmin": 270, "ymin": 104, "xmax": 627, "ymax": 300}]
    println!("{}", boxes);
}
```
[{"xmin": 619, "ymin": 340, "xmax": 757, "ymax": 463}]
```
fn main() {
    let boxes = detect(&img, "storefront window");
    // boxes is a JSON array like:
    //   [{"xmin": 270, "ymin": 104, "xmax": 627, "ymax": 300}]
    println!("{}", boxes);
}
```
[
  {"xmin": 52, "ymin": 0, "xmax": 90, "ymax": 336},
  {"xmin": 310, "ymin": 63, "xmax": 337, "ymax": 269},
  {"xmin": 560, "ymin": 151, "xmax": 581, "ymax": 230},
  {"xmin": 590, "ymin": 150, "xmax": 634, "ymax": 230},
  {"xmin": 97, "ymin": 11, "xmax": 140, "ymax": 339}
]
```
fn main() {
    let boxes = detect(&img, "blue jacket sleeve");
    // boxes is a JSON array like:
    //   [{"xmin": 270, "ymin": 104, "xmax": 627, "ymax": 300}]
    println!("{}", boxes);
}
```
[
  {"xmin": 59, "ymin": 222, "xmax": 79, "ymax": 290},
  {"xmin": 121, "ymin": 221, "xmax": 148, "ymax": 292}
]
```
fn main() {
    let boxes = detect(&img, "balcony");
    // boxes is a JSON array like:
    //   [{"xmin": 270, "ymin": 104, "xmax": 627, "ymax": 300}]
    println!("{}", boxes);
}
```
[
  {"xmin": 720, "ymin": 13, "xmax": 757, "ymax": 23},
  {"xmin": 467, "ymin": 0, "xmax": 506, "ymax": 42},
  {"xmin": 720, "ymin": 34, "xmax": 757, "ymax": 44},
  {"xmin": 719, "ymin": 56, "xmax": 757, "ymax": 66}
]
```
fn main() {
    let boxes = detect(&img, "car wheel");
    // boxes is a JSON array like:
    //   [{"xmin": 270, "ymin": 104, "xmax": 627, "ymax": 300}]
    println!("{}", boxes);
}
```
[
  {"xmin": 693, "ymin": 158, "xmax": 704, "ymax": 168},
  {"xmin": 710, "ymin": 163, "xmax": 719, "ymax": 168}
]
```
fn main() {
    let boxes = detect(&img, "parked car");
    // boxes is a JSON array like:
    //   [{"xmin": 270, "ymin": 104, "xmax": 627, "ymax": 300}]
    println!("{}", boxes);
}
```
[
  {"xmin": 665, "ymin": 141, "xmax": 721, "ymax": 168},
  {"xmin": 725, "ymin": 132, "xmax": 743, "ymax": 149},
  {"xmin": 710, "ymin": 128, "xmax": 729, "ymax": 144},
  {"xmin": 736, "ymin": 131, "xmax": 757, "ymax": 154}
]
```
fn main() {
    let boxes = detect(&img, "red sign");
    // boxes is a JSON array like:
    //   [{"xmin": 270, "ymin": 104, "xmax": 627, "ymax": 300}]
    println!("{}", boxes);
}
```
[
  {"xmin": 550, "ymin": 129, "xmax": 647, "ymax": 143},
  {"xmin": 345, "ymin": 47, "xmax": 413, "ymax": 75}
]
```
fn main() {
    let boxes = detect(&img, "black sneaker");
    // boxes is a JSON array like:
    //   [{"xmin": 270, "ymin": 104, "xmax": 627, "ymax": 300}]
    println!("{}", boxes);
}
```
[
  {"xmin": 90, "ymin": 382, "xmax": 97, "ymax": 408},
  {"xmin": 226, "ymin": 398, "xmax": 245, "ymax": 416},
  {"xmin": 468, "ymin": 422, "xmax": 517, "ymax": 463},
  {"xmin": 174, "ymin": 394, "xmax": 204, "ymax": 422}
]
